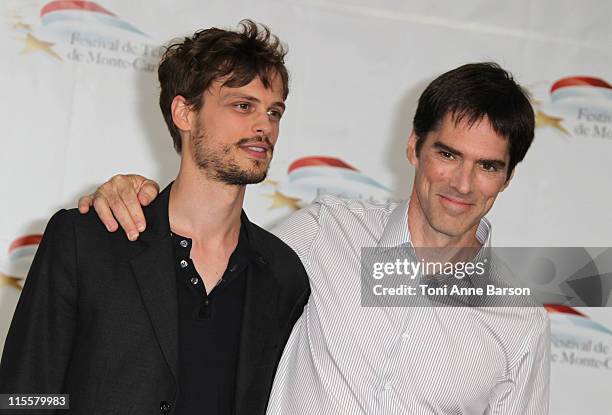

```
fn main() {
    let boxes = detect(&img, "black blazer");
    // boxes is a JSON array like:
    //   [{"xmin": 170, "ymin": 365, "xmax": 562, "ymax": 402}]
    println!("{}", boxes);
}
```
[{"xmin": 0, "ymin": 184, "xmax": 310, "ymax": 415}]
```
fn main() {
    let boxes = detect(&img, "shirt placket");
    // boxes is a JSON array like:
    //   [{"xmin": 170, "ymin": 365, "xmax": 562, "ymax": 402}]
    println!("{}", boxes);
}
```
[
  {"xmin": 174, "ymin": 235, "xmax": 212, "ymax": 318},
  {"xmin": 373, "ymin": 244, "xmax": 418, "ymax": 414}
]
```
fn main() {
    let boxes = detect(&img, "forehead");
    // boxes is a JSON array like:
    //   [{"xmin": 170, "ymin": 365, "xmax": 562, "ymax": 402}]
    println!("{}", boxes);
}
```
[
  {"xmin": 208, "ymin": 73, "xmax": 285, "ymax": 101},
  {"xmin": 428, "ymin": 113, "xmax": 510, "ymax": 161}
]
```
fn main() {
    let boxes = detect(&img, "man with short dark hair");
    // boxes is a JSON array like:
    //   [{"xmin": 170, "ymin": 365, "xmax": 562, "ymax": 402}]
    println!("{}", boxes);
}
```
[
  {"xmin": 265, "ymin": 63, "xmax": 548, "ymax": 414},
  {"xmin": 0, "ymin": 21, "xmax": 309, "ymax": 415},
  {"xmin": 78, "ymin": 63, "xmax": 549, "ymax": 413}
]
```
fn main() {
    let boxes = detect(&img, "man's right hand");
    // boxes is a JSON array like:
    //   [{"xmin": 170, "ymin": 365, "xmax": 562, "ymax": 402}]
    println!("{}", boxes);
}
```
[{"xmin": 78, "ymin": 174, "xmax": 160, "ymax": 241}]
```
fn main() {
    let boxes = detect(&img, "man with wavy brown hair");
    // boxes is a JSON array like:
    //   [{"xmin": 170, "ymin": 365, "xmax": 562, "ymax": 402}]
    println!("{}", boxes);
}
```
[{"xmin": 0, "ymin": 21, "xmax": 309, "ymax": 415}]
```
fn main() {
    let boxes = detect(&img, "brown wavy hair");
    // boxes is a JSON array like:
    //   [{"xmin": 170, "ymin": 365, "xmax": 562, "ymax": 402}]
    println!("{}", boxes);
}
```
[{"xmin": 158, "ymin": 20, "xmax": 289, "ymax": 153}]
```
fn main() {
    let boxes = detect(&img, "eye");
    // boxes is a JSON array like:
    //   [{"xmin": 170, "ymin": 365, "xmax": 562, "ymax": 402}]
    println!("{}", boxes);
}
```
[
  {"xmin": 267, "ymin": 108, "xmax": 283, "ymax": 121},
  {"xmin": 234, "ymin": 102, "xmax": 251, "ymax": 111},
  {"xmin": 480, "ymin": 162, "xmax": 497, "ymax": 172},
  {"xmin": 439, "ymin": 150, "xmax": 455, "ymax": 160}
]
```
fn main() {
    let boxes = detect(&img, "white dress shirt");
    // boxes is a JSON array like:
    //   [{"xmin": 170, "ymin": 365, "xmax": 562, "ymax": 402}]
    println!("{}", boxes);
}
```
[{"xmin": 267, "ymin": 195, "xmax": 549, "ymax": 414}]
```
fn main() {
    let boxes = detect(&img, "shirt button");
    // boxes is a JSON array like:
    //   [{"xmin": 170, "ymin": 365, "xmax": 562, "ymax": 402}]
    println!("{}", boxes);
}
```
[
  {"xmin": 384, "ymin": 382, "xmax": 392, "ymax": 391},
  {"xmin": 180, "ymin": 239, "xmax": 188, "ymax": 248},
  {"xmin": 190, "ymin": 277, "xmax": 199, "ymax": 285},
  {"xmin": 180, "ymin": 260, "xmax": 188, "ymax": 268},
  {"xmin": 160, "ymin": 401, "xmax": 172, "ymax": 414},
  {"xmin": 402, "ymin": 332, "xmax": 410, "ymax": 340}
]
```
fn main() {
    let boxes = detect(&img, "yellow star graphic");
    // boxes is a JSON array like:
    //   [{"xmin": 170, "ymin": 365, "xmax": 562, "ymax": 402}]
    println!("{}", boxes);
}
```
[
  {"xmin": 7, "ymin": 10, "xmax": 23, "ymax": 20},
  {"xmin": 0, "ymin": 272, "xmax": 23, "ymax": 291},
  {"xmin": 264, "ymin": 191, "xmax": 301, "ymax": 211},
  {"xmin": 20, "ymin": 33, "xmax": 62, "ymax": 61},
  {"xmin": 530, "ymin": 98, "xmax": 542, "ymax": 106},
  {"xmin": 262, "ymin": 179, "xmax": 279, "ymax": 187},
  {"xmin": 535, "ymin": 110, "xmax": 569, "ymax": 135},
  {"xmin": 13, "ymin": 21, "xmax": 32, "ymax": 31}
]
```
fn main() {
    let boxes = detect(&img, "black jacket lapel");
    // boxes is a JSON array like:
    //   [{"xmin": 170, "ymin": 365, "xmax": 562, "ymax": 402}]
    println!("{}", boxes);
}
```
[
  {"xmin": 234, "ymin": 219, "xmax": 281, "ymax": 411},
  {"xmin": 129, "ymin": 184, "xmax": 179, "ymax": 383}
]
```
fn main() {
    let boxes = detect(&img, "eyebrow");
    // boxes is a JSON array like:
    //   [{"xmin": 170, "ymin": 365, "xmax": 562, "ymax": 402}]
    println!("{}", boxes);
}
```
[
  {"xmin": 432, "ymin": 141, "xmax": 507, "ymax": 169},
  {"xmin": 223, "ymin": 93, "xmax": 286, "ymax": 111}
]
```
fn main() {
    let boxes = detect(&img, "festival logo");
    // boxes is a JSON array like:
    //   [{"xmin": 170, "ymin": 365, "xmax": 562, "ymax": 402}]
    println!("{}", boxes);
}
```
[
  {"xmin": 547, "ymin": 305, "xmax": 612, "ymax": 336},
  {"xmin": 6, "ymin": 0, "xmax": 161, "ymax": 71},
  {"xmin": 532, "ymin": 76, "xmax": 612, "ymax": 140},
  {"xmin": 530, "ymin": 246, "xmax": 612, "ymax": 371},
  {"xmin": 0, "ymin": 234, "xmax": 42, "ymax": 292},
  {"xmin": 547, "ymin": 305, "xmax": 612, "ymax": 371},
  {"xmin": 259, "ymin": 156, "xmax": 392, "ymax": 212}
]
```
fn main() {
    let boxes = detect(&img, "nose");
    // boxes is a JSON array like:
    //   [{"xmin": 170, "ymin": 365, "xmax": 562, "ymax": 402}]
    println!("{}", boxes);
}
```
[
  {"xmin": 449, "ymin": 162, "xmax": 473, "ymax": 195},
  {"xmin": 252, "ymin": 110, "xmax": 274, "ymax": 138}
]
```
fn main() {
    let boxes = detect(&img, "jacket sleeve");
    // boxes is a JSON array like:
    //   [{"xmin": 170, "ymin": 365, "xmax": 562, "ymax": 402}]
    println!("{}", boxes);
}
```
[{"xmin": 0, "ymin": 209, "xmax": 78, "ymax": 395}]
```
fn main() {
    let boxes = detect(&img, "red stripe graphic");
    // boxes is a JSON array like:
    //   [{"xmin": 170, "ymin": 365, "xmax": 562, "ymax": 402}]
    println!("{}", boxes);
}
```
[
  {"xmin": 544, "ymin": 304, "xmax": 587, "ymax": 318},
  {"xmin": 41, "ymin": 1, "xmax": 116, "ymax": 18},
  {"xmin": 288, "ymin": 156, "xmax": 358, "ymax": 174},
  {"xmin": 550, "ymin": 76, "xmax": 612, "ymax": 94},
  {"xmin": 8, "ymin": 235, "xmax": 43, "ymax": 254}
]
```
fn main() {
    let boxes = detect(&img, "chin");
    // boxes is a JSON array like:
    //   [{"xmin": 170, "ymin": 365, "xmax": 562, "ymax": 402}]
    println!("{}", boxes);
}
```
[
  {"xmin": 429, "ymin": 218, "xmax": 473, "ymax": 239},
  {"xmin": 246, "ymin": 173, "xmax": 267, "ymax": 184},
  {"xmin": 241, "ymin": 169, "xmax": 269, "ymax": 185}
]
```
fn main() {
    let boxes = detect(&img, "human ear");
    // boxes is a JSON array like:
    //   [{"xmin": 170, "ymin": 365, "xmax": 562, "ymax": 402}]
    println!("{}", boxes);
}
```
[
  {"xmin": 171, "ymin": 95, "xmax": 194, "ymax": 132},
  {"xmin": 407, "ymin": 131, "xmax": 419, "ymax": 167}
]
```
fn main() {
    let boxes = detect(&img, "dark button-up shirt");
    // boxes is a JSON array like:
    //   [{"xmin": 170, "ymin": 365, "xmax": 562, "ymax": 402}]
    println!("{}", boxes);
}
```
[{"xmin": 172, "ymin": 223, "xmax": 252, "ymax": 415}]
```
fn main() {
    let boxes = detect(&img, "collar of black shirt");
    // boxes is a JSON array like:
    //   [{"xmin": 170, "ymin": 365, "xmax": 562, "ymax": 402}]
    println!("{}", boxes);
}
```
[{"xmin": 170, "ymin": 215, "xmax": 262, "ymax": 285}]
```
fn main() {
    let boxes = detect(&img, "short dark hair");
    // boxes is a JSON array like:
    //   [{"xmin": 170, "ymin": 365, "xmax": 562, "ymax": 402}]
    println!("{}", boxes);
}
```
[
  {"xmin": 412, "ymin": 62, "xmax": 534, "ymax": 179},
  {"xmin": 158, "ymin": 19, "xmax": 289, "ymax": 153}
]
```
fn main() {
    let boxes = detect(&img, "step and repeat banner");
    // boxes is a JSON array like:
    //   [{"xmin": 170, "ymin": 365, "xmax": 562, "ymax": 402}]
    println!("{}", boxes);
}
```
[{"xmin": 1, "ymin": 0, "xmax": 611, "ymax": 412}]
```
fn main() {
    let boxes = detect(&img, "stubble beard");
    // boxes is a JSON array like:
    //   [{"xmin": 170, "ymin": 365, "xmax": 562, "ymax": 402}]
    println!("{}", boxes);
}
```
[{"xmin": 191, "ymin": 124, "xmax": 272, "ymax": 186}]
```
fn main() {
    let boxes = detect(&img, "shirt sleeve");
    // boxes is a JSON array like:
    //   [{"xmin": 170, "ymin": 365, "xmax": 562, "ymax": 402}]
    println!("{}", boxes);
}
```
[
  {"xmin": 0, "ymin": 209, "xmax": 78, "ymax": 395},
  {"xmin": 486, "ymin": 308, "xmax": 551, "ymax": 414},
  {"xmin": 270, "ymin": 202, "xmax": 323, "ymax": 269}
]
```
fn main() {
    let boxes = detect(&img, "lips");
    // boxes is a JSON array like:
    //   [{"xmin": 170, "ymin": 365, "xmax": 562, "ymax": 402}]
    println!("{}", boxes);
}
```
[
  {"xmin": 238, "ymin": 142, "xmax": 270, "ymax": 159},
  {"xmin": 438, "ymin": 194, "xmax": 474, "ymax": 213}
]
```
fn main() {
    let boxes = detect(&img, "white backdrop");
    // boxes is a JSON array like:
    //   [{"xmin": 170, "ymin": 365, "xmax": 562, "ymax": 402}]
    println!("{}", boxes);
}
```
[{"xmin": 1, "ymin": 0, "xmax": 611, "ymax": 412}]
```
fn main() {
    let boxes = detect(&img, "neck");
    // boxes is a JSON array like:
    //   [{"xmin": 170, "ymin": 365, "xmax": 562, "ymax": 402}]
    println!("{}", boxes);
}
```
[
  {"xmin": 407, "ymin": 189, "xmax": 481, "ymax": 249},
  {"xmin": 169, "ymin": 160, "xmax": 245, "ymax": 244}
]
